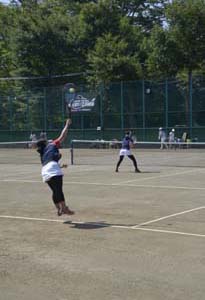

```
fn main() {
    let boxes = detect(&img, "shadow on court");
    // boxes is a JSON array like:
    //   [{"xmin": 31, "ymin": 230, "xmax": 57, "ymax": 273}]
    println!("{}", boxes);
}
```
[{"xmin": 64, "ymin": 220, "xmax": 135, "ymax": 230}]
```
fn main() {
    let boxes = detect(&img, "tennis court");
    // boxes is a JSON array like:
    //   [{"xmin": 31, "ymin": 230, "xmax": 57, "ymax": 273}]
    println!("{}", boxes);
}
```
[{"xmin": 0, "ymin": 146, "xmax": 205, "ymax": 300}]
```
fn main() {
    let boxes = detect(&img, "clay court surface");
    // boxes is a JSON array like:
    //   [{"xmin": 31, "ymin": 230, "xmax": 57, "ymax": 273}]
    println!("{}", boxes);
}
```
[{"xmin": 0, "ymin": 147, "xmax": 205, "ymax": 300}]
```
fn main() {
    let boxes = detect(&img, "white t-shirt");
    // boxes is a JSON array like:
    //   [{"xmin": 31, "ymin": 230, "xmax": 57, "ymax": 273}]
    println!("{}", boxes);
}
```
[
  {"xmin": 169, "ymin": 131, "xmax": 175, "ymax": 142},
  {"xmin": 41, "ymin": 161, "xmax": 63, "ymax": 182}
]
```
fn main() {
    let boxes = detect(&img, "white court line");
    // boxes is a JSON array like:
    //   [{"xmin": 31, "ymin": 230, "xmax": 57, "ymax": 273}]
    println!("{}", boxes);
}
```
[
  {"xmin": 0, "ymin": 215, "xmax": 64, "ymax": 223},
  {"xmin": 118, "ymin": 168, "xmax": 202, "ymax": 185},
  {"xmin": 0, "ymin": 167, "xmax": 202, "ymax": 185},
  {"xmin": 124, "ymin": 184, "xmax": 205, "ymax": 191},
  {"xmin": 132, "ymin": 206, "xmax": 205, "ymax": 228},
  {"xmin": 1, "ymin": 178, "xmax": 205, "ymax": 191},
  {"xmin": 2, "ymin": 179, "xmax": 42, "ymax": 183},
  {"xmin": 0, "ymin": 215, "xmax": 205, "ymax": 238},
  {"xmin": 1, "ymin": 167, "xmax": 202, "ymax": 185},
  {"xmin": 133, "ymin": 227, "xmax": 205, "ymax": 238}
]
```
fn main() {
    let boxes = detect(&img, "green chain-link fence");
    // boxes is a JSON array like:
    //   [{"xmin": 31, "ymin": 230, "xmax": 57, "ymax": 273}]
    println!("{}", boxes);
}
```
[{"xmin": 1, "ymin": 76, "xmax": 205, "ymax": 143}]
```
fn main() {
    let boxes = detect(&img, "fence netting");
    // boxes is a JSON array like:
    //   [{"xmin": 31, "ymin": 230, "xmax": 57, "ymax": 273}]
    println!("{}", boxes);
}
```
[{"xmin": 0, "ymin": 77, "xmax": 205, "ymax": 142}]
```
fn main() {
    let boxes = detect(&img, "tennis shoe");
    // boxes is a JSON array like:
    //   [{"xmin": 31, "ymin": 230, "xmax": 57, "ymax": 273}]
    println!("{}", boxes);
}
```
[
  {"xmin": 62, "ymin": 206, "xmax": 75, "ymax": 215},
  {"xmin": 57, "ymin": 208, "xmax": 63, "ymax": 216},
  {"xmin": 55, "ymin": 204, "xmax": 63, "ymax": 216},
  {"xmin": 135, "ymin": 168, "xmax": 141, "ymax": 173}
]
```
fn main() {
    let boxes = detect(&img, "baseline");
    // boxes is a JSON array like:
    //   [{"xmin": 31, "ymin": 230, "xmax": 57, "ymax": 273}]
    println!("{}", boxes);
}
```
[{"xmin": 0, "ymin": 214, "xmax": 205, "ymax": 238}]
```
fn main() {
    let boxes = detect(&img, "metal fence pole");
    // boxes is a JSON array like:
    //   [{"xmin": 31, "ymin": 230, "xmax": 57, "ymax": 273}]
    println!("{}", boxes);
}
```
[
  {"xmin": 44, "ymin": 87, "xmax": 47, "ymax": 131},
  {"xmin": 9, "ymin": 95, "xmax": 13, "ymax": 131},
  {"xmin": 189, "ymin": 72, "xmax": 193, "ymax": 139},
  {"xmin": 120, "ymin": 81, "xmax": 124, "ymax": 135},
  {"xmin": 26, "ymin": 95, "xmax": 30, "ymax": 130},
  {"xmin": 142, "ymin": 79, "xmax": 145, "ymax": 140},
  {"xmin": 62, "ymin": 87, "xmax": 65, "ymax": 124},
  {"xmin": 165, "ymin": 79, "xmax": 168, "ymax": 130},
  {"xmin": 100, "ymin": 83, "xmax": 103, "ymax": 135}
]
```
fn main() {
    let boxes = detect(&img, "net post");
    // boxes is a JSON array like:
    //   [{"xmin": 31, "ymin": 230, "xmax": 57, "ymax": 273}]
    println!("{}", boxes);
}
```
[{"xmin": 70, "ymin": 140, "xmax": 74, "ymax": 165}]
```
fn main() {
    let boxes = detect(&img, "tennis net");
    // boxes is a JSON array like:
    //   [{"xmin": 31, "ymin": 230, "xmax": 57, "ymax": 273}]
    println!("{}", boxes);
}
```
[
  {"xmin": 0, "ymin": 141, "xmax": 70, "ymax": 165},
  {"xmin": 0, "ymin": 141, "xmax": 40, "ymax": 165},
  {"xmin": 70, "ymin": 139, "xmax": 205, "ymax": 168}
]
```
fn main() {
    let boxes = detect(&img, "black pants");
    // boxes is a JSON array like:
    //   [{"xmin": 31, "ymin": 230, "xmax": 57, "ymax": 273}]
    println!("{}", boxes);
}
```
[
  {"xmin": 116, "ymin": 155, "xmax": 137, "ymax": 169},
  {"xmin": 47, "ymin": 175, "xmax": 65, "ymax": 204}
]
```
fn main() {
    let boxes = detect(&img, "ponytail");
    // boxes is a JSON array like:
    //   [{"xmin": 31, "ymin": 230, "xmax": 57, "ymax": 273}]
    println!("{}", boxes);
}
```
[{"xmin": 36, "ymin": 140, "xmax": 47, "ymax": 159}]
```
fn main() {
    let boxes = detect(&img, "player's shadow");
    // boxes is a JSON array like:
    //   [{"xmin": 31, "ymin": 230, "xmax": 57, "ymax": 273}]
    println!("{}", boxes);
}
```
[
  {"xmin": 139, "ymin": 171, "xmax": 160, "ymax": 173},
  {"xmin": 64, "ymin": 220, "xmax": 133, "ymax": 230}
]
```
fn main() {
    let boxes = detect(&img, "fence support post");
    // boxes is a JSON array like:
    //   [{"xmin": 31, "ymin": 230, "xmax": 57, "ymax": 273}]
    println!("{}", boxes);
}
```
[
  {"xmin": 120, "ymin": 81, "xmax": 124, "ymax": 135},
  {"xmin": 189, "ymin": 71, "xmax": 193, "ymax": 139},
  {"xmin": 165, "ymin": 79, "xmax": 168, "ymax": 131},
  {"xmin": 142, "ymin": 79, "xmax": 145, "ymax": 140}
]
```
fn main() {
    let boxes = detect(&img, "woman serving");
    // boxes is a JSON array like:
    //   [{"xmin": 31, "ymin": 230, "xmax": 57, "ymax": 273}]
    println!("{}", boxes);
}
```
[{"xmin": 36, "ymin": 118, "xmax": 74, "ymax": 216}]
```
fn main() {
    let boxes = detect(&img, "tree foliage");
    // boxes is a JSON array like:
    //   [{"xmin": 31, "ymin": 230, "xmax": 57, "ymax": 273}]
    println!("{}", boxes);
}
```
[{"xmin": 0, "ymin": 0, "xmax": 205, "ymax": 86}]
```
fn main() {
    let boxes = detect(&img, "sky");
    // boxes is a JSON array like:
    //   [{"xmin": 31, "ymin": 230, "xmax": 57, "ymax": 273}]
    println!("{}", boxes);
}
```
[{"xmin": 0, "ymin": 0, "xmax": 11, "ymax": 4}]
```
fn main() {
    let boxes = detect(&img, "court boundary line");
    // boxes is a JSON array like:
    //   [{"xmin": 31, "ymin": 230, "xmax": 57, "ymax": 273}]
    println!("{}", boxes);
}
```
[
  {"xmin": 0, "ymin": 212, "xmax": 205, "ymax": 238},
  {"xmin": 118, "ymin": 168, "xmax": 203, "ymax": 185},
  {"xmin": 132, "ymin": 206, "xmax": 205, "ymax": 228},
  {"xmin": 0, "ymin": 167, "xmax": 202, "ymax": 184},
  {"xmin": 1, "ymin": 178, "xmax": 205, "ymax": 191}
]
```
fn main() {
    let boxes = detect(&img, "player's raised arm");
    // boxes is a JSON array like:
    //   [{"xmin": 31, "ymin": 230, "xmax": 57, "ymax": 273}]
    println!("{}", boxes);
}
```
[{"xmin": 56, "ymin": 118, "xmax": 72, "ymax": 144}]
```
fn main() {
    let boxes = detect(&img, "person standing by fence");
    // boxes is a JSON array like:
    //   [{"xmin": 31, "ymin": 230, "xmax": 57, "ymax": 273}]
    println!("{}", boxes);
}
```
[
  {"xmin": 158, "ymin": 127, "xmax": 168, "ymax": 150},
  {"xmin": 169, "ymin": 128, "xmax": 175, "ymax": 149}
]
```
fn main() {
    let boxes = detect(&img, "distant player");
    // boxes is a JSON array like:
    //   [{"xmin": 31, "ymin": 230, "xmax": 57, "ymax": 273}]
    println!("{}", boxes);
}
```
[
  {"xmin": 158, "ymin": 127, "xmax": 168, "ymax": 149},
  {"xmin": 169, "ymin": 128, "xmax": 175, "ymax": 149},
  {"xmin": 115, "ymin": 131, "xmax": 141, "ymax": 173},
  {"xmin": 39, "ymin": 130, "xmax": 47, "ymax": 140},
  {"xmin": 29, "ymin": 132, "xmax": 37, "ymax": 148},
  {"xmin": 36, "ymin": 118, "xmax": 74, "ymax": 216}
]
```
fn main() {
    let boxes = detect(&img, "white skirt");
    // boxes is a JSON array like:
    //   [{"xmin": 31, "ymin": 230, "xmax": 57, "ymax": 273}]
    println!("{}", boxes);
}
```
[
  {"xmin": 41, "ymin": 161, "xmax": 63, "ymax": 182},
  {"xmin": 119, "ymin": 149, "xmax": 131, "ymax": 156}
]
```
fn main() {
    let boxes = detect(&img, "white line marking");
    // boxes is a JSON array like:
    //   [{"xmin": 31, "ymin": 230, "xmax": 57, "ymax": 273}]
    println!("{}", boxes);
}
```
[
  {"xmin": 134, "ymin": 227, "xmax": 205, "ymax": 238},
  {"xmin": 0, "ymin": 168, "xmax": 201, "ymax": 185},
  {"xmin": 0, "ymin": 215, "xmax": 64, "ymax": 223},
  {"xmin": 0, "ymin": 215, "xmax": 205, "ymax": 238},
  {"xmin": 66, "ymin": 182, "xmax": 205, "ymax": 191},
  {"xmin": 1, "ymin": 179, "xmax": 42, "ymax": 183},
  {"xmin": 1, "ymin": 178, "xmax": 205, "ymax": 191},
  {"xmin": 132, "ymin": 206, "xmax": 205, "ymax": 228},
  {"xmin": 125, "ymin": 184, "xmax": 205, "ymax": 191},
  {"xmin": 118, "ymin": 169, "xmax": 201, "ymax": 185}
]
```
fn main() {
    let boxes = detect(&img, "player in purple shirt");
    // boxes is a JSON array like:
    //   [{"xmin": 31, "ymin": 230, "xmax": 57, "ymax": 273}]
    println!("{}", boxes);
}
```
[{"xmin": 115, "ymin": 132, "xmax": 141, "ymax": 173}]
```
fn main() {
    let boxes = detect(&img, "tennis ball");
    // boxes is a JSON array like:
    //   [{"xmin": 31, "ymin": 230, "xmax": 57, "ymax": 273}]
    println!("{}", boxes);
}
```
[{"xmin": 69, "ymin": 87, "xmax": 75, "ymax": 93}]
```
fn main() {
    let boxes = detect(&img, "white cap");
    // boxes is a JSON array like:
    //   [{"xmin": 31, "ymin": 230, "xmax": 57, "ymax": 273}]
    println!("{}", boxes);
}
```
[
  {"xmin": 159, "ymin": 127, "xmax": 162, "ymax": 130},
  {"xmin": 172, "ymin": 128, "xmax": 175, "ymax": 132}
]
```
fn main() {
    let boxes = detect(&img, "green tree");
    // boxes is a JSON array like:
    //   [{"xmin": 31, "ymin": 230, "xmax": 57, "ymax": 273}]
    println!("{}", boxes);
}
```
[
  {"xmin": 0, "ymin": 4, "xmax": 15, "ymax": 78},
  {"xmin": 166, "ymin": 0, "xmax": 205, "ymax": 127},
  {"xmin": 144, "ymin": 25, "xmax": 180, "ymax": 78},
  {"xmin": 88, "ymin": 33, "xmax": 142, "ymax": 85},
  {"xmin": 166, "ymin": 0, "xmax": 205, "ymax": 75},
  {"xmin": 13, "ymin": 3, "xmax": 72, "ymax": 78},
  {"xmin": 115, "ymin": 0, "xmax": 169, "ymax": 31}
]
